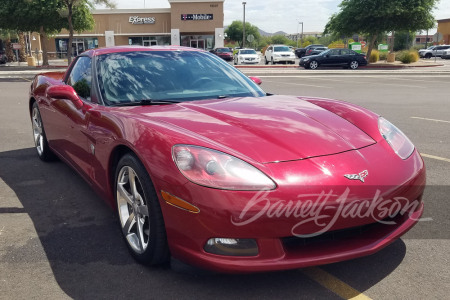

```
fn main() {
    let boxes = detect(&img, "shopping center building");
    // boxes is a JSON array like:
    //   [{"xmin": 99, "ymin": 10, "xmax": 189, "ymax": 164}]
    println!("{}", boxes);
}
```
[{"xmin": 30, "ymin": 0, "xmax": 225, "ymax": 57}]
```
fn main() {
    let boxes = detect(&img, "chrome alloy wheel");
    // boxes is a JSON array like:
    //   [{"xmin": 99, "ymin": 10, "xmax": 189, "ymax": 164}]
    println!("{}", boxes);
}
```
[
  {"xmin": 32, "ymin": 106, "xmax": 44, "ymax": 156},
  {"xmin": 117, "ymin": 166, "xmax": 150, "ymax": 254},
  {"xmin": 350, "ymin": 60, "xmax": 359, "ymax": 69},
  {"xmin": 309, "ymin": 61, "xmax": 319, "ymax": 70}
]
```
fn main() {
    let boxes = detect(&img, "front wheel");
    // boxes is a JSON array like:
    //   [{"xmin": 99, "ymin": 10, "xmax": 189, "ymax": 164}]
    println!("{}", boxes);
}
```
[
  {"xmin": 265, "ymin": 57, "xmax": 269, "ymax": 65},
  {"xmin": 271, "ymin": 58, "xmax": 276, "ymax": 65},
  {"xmin": 349, "ymin": 60, "xmax": 359, "ymax": 70},
  {"xmin": 115, "ymin": 154, "xmax": 169, "ymax": 265},
  {"xmin": 309, "ymin": 60, "xmax": 319, "ymax": 70}
]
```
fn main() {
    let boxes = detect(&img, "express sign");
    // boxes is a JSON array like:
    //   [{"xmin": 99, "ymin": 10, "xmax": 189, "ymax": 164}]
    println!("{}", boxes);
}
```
[{"xmin": 129, "ymin": 16, "xmax": 156, "ymax": 25}]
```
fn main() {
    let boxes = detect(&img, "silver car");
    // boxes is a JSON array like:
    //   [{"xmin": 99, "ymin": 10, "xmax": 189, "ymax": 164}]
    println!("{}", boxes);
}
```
[{"xmin": 419, "ymin": 45, "xmax": 450, "ymax": 58}]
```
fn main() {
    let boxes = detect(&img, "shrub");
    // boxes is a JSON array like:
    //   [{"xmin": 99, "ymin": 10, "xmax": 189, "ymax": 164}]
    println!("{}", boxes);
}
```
[
  {"xmin": 369, "ymin": 50, "xmax": 379, "ymax": 63},
  {"xmin": 396, "ymin": 50, "xmax": 419, "ymax": 64},
  {"xmin": 379, "ymin": 51, "xmax": 388, "ymax": 60}
]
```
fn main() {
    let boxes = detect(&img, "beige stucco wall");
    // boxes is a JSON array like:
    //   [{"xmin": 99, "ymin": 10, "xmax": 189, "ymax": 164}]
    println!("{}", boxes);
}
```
[
  {"xmin": 170, "ymin": 2, "xmax": 224, "ymax": 33},
  {"xmin": 437, "ymin": 19, "xmax": 450, "ymax": 44}
]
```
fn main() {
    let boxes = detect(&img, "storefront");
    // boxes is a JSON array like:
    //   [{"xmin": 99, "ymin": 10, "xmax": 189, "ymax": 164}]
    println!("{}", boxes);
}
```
[{"xmin": 31, "ymin": 0, "xmax": 224, "ymax": 57}]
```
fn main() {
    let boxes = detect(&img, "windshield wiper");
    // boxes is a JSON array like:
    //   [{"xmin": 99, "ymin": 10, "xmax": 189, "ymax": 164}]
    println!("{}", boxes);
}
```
[{"xmin": 110, "ymin": 99, "xmax": 181, "ymax": 107}]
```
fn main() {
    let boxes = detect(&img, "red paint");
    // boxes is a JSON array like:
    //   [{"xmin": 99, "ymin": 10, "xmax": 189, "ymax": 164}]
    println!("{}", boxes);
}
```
[{"xmin": 29, "ymin": 46, "xmax": 426, "ymax": 273}]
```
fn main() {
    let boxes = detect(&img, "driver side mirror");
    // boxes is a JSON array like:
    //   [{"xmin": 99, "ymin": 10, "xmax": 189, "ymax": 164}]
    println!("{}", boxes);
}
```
[{"xmin": 46, "ymin": 85, "xmax": 83, "ymax": 109}]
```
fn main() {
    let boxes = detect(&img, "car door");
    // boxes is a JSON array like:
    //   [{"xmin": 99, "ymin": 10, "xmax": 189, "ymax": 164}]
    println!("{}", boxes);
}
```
[
  {"xmin": 322, "ymin": 49, "xmax": 340, "ymax": 66},
  {"xmin": 49, "ymin": 56, "xmax": 96, "ymax": 178},
  {"xmin": 339, "ymin": 49, "xmax": 353, "ymax": 65},
  {"xmin": 265, "ymin": 46, "xmax": 273, "ymax": 61}
]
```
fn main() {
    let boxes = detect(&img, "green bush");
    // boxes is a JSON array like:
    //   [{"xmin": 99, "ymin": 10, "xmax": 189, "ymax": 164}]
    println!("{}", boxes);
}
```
[
  {"xmin": 369, "ymin": 50, "xmax": 379, "ymax": 63},
  {"xmin": 379, "ymin": 51, "xmax": 388, "ymax": 60},
  {"xmin": 396, "ymin": 50, "xmax": 419, "ymax": 64}
]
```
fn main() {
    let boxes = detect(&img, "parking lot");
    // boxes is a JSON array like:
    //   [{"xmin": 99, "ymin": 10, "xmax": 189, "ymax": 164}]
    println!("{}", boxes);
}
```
[{"xmin": 0, "ymin": 67, "xmax": 449, "ymax": 299}]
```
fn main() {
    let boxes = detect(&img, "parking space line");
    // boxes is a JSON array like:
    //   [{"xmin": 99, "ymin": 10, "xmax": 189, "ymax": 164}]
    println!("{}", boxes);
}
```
[
  {"xmin": 421, "ymin": 153, "xmax": 450, "ymax": 163},
  {"xmin": 411, "ymin": 117, "xmax": 450, "ymax": 123},
  {"xmin": 302, "ymin": 267, "xmax": 372, "ymax": 300}
]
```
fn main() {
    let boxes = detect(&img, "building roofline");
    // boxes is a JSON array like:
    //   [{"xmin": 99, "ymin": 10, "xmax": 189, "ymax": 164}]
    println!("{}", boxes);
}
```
[
  {"xmin": 437, "ymin": 18, "xmax": 450, "ymax": 23},
  {"xmin": 93, "ymin": 9, "xmax": 171, "ymax": 14}
]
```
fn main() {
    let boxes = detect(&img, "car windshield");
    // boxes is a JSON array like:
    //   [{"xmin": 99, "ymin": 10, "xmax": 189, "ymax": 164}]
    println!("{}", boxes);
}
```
[
  {"xmin": 274, "ymin": 46, "xmax": 290, "ymax": 52},
  {"xmin": 96, "ymin": 51, "xmax": 265, "ymax": 105},
  {"xmin": 427, "ymin": 46, "xmax": 435, "ymax": 50},
  {"xmin": 217, "ymin": 48, "xmax": 231, "ymax": 53},
  {"xmin": 241, "ymin": 49, "xmax": 257, "ymax": 54}
]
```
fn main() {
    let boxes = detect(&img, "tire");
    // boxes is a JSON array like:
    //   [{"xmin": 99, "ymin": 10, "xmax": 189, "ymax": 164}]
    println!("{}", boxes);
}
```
[
  {"xmin": 271, "ymin": 58, "xmax": 276, "ymax": 65},
  {"xmin": 425, "ymin": 53, "xmax": 432, "ymax": 59},
  {"xmin": 349, "ymin": 60, "xmax": 359, "ymax": 70},
  {"xmin": 31, "ymin": 102, "xmax": 56, "ymax": 161},
  {"xmin": 309, "ymin": 60, "xmax": 319, "ymax": 70},
  {"xmin": 115, "ymin": 153, "xmax": 169, "ymax": 265},
  {"xmin": 265, "ymin": 57, "xmax": 269, "ymax": 65}
]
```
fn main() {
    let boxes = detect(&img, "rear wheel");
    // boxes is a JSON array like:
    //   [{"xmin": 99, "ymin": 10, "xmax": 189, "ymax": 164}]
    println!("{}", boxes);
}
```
[
  {"xmin": 309, "ymin": 60, "xmax": 319, "ymax": 70},
  {"xmin": 31, "ymin": 102, "xmax": 56, "ymax": 161},
  {"xmin": 349, "ymin": 60, "xmax": 359, "ymax": 70},
  {"xmin": 115, "ymin": 153, "xmax": 169, "ymax": 265}
]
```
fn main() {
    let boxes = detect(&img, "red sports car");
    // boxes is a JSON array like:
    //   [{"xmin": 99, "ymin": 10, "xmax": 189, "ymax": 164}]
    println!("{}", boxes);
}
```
[{"xmin": 29, "ymin": 46, "xmax": 425, "ymax": 273}]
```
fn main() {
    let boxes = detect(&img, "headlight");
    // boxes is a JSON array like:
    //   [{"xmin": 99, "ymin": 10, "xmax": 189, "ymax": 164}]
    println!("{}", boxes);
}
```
[
  {"xmin": 303, "ymin": 58, "xmax": 310, "ymax": 62},
  {"xmin": 378, "ymin": 117, "xmax": 415, "ymax": 159},
  {"xmin": 172, "ymin": 145, "xmax": 276, "ymax": 190}
]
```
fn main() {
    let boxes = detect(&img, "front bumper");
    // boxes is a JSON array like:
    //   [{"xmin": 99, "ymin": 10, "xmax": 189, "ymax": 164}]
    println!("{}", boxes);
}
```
[{"xmin": 158, "ymin": 144, "xmax": 426, "ymax": 273}]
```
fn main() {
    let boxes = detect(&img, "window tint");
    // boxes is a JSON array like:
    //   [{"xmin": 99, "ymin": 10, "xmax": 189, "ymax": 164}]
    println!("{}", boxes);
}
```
[
  {"xmin": 340, "ymin": 49, "xmax": 351, "ymax": 55},
  {"xmin": 67, "ymin": 56, "xmax": 92, "ymax": 101},
  {"xmin": 274, "ymin": 46, "xmax": 290, "ymax": 52},
  {"xmin": 329, "ymin": 49, "xmax": 340, "ymax": 55}
]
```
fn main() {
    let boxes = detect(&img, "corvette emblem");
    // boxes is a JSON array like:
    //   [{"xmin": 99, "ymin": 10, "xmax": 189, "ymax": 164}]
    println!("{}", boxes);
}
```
[{"xmin": 344, "ymin": 170, "xmax": 368, "ymax": 183}]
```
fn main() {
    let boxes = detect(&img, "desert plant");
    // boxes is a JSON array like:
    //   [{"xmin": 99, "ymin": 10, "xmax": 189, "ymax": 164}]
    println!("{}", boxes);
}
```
[
  {"xmin": 369, "ymin": 49, "xmax": 379, "ymax": 63},
  {"xmin": 379, "ymin": 51, "xmax": 388, "ymax": 60},
  {"xmin": 396, "ymin": 50, "xmax": 419, "ymax": 64}
]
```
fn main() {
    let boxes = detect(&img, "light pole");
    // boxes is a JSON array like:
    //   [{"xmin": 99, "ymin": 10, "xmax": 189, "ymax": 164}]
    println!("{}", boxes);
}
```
[
  {"xmin": 242, "ymin": 2, "xmax": 246, "ymax": 49},
  {"xmin": 297, "ymin": 21, "xmax": 303, "ymax": 48}
]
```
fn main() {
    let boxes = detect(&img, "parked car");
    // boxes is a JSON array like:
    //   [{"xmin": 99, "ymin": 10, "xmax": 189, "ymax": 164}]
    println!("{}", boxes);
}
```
[
  {"xmin": 0, "ymin": 51, "xmax": 7, "ymax": 64},
  {"xmin": 442, "ymin": 49, "xmax": 450, "ymax": 59},
  {"xmin": 234, "ymin": 48, "xmax": 261, "ymax": 65},
  {"xmin": 210, "ymin": 47, "xmax": 233, "ymax": 61},
  {"xmin": 300, "ymin": 48, "xmax": 368, "ymax": 70},
  {"xmin": 306, "ymin": 46, "xmax": 328, "ymax": 56},
  {"xmin": 295, "ymin": 44, "xmax": 325, "ymax": 58},
  {"xmin": 418, "ymin": 45, "xmax": 450, "ymax": 58},
  {"xmin": 264, "ymin": 44, "xmax": 296, "ymax": 64},
  {"xmin": 29, "ymin": 45, "xmax": 425, "ymax": 273}
]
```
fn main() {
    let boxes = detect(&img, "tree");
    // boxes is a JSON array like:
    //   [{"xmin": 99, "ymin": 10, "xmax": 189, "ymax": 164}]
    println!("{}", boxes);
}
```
[
  {"xmin": 59, "ymin": 0, "xmax": 115, "ymax": 64},
  {"xmin": 394, "ymin": 31, "xmax": 415, "ymax": 51},
  {"xmin": 0, "ymin": 0, "xmax": 97, "ymax": 65},
  {"xmin": 324, "ymin": 0, "xmax": 437, "ymax": 63},
  {"xmin": 225, "ymin": 20, "xmax": 261, "ymax": 48}
]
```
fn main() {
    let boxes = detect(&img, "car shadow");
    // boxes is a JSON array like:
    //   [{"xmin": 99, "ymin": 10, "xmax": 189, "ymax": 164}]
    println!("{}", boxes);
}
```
[{"xmin": 0, "ymin": 147, "xmax": 408, "ymax": 299}]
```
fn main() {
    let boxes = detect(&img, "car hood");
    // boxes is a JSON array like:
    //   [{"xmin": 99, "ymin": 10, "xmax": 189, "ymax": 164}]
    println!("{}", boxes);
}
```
[{"xmin": 138, "ymin": 95, "xmax": 376, "ymax": 163}]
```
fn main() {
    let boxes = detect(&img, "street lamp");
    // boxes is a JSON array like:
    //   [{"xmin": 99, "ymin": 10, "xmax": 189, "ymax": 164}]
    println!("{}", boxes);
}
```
[
  {"xmin": 242, "ymin": 2, "xmax": 246, "ymax": 48},
  {"xmin": 297, "ymin": 21, "xmax": 303, "ymax": 48}
]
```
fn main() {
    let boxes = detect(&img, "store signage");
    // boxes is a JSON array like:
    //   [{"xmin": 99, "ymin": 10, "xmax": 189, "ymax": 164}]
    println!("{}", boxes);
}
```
[
  {"xmin": 129, "ymin": 16, "xmax": 155, "ymax": 25},
  {"xmin": 181, "ymin": 14, "xmax": 213, "ymax": 21}
]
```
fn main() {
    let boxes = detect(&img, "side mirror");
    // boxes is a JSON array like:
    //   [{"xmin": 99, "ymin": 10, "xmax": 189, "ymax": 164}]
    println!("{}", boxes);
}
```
[
  {"xmin": 46, "ymin": 85, "xmax": 83, "ymax": 109},
  {"xmin": 249, "ymin": 76, "xmax": 262, "ymax": 85}
]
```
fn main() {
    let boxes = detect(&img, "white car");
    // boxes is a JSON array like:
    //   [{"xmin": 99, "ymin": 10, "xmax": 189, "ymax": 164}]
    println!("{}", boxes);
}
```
[
  {"xmin": 234, "ymin": 49, "xmax": 261, "ymax": 65},
  {"xmin": 264, "ymin": 45, "xmax": 296, "ymax": 65}
]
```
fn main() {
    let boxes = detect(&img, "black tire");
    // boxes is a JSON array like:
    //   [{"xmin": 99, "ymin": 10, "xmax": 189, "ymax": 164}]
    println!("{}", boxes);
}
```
[
  {"xmin": 115, "ymin": 153, "xmax": 169, "ymax": 265},
  {"xmin": 349, "ymin": 60, "xmax": 359, "ymax": 70},
  {"xmin": 31, "ymin": 102, "xmax": 56, "ymax": 161},
  {"xmin": 271, "ymin": 57, "xmax": 276, "ymax": 65},
  {"xmin": 425, "ymin": 53, "xmax": 432, "ymax": 59},
  {"xmin": 265, "ymin": 57, "xmax": 269, "ymax": 65},
  {"xmin": 309, "ymin": 60, "xmax": 319, "ymax": 70}
]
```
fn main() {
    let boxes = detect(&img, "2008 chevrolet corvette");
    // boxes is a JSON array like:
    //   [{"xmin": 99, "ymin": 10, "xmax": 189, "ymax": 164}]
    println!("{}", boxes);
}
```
[{"xmin": 29, "ymin": 46, "xmax": 425, "ymax": 273}]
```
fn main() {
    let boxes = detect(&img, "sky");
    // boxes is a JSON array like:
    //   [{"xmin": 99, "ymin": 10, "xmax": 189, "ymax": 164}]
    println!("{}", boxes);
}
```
[{"xmin": 96, "ymin": 0, "xmax": 450, "ymax": 35}]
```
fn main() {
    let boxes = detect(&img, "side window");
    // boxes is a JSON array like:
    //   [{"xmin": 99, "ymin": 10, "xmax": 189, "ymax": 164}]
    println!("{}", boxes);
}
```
[
  {"xmin": 67, "ymin": 57, "xmax": 92, "ymax": 101},
  {"xmin": 341, "ymin": 49, "xmax": 351, "ymax": 55},
  {"xmin": 268, "ymin": 47, "xmax": 272, "ymax": 52},
  {"xmin": 329, "ymin": 49, "xmax": 339, "ymax": 55}
]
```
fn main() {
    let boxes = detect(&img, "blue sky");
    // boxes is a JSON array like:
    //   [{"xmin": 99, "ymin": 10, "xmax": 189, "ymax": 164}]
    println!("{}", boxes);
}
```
[{"xmin": 97, "ymin": 0, "xmax": 449, "ymax": 34}]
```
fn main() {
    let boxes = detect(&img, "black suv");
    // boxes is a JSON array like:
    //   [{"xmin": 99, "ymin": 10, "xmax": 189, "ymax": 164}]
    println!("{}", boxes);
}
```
[{"xmin": 295, "ymin": 44, "xmax": 325, "ymax": 58}]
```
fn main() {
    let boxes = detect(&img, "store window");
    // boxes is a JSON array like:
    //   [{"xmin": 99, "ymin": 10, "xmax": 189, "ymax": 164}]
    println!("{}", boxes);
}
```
[
  {"xmin": 128, "ymin": 36, "xmax": 170, "ymax": 46},
  {"xmin": 55, "ymin": 38, "xmax": 98, "ymax": 58},
  {"xmin": 181, "ymin": 35, "xmax": 214, "ymax": 50}
]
